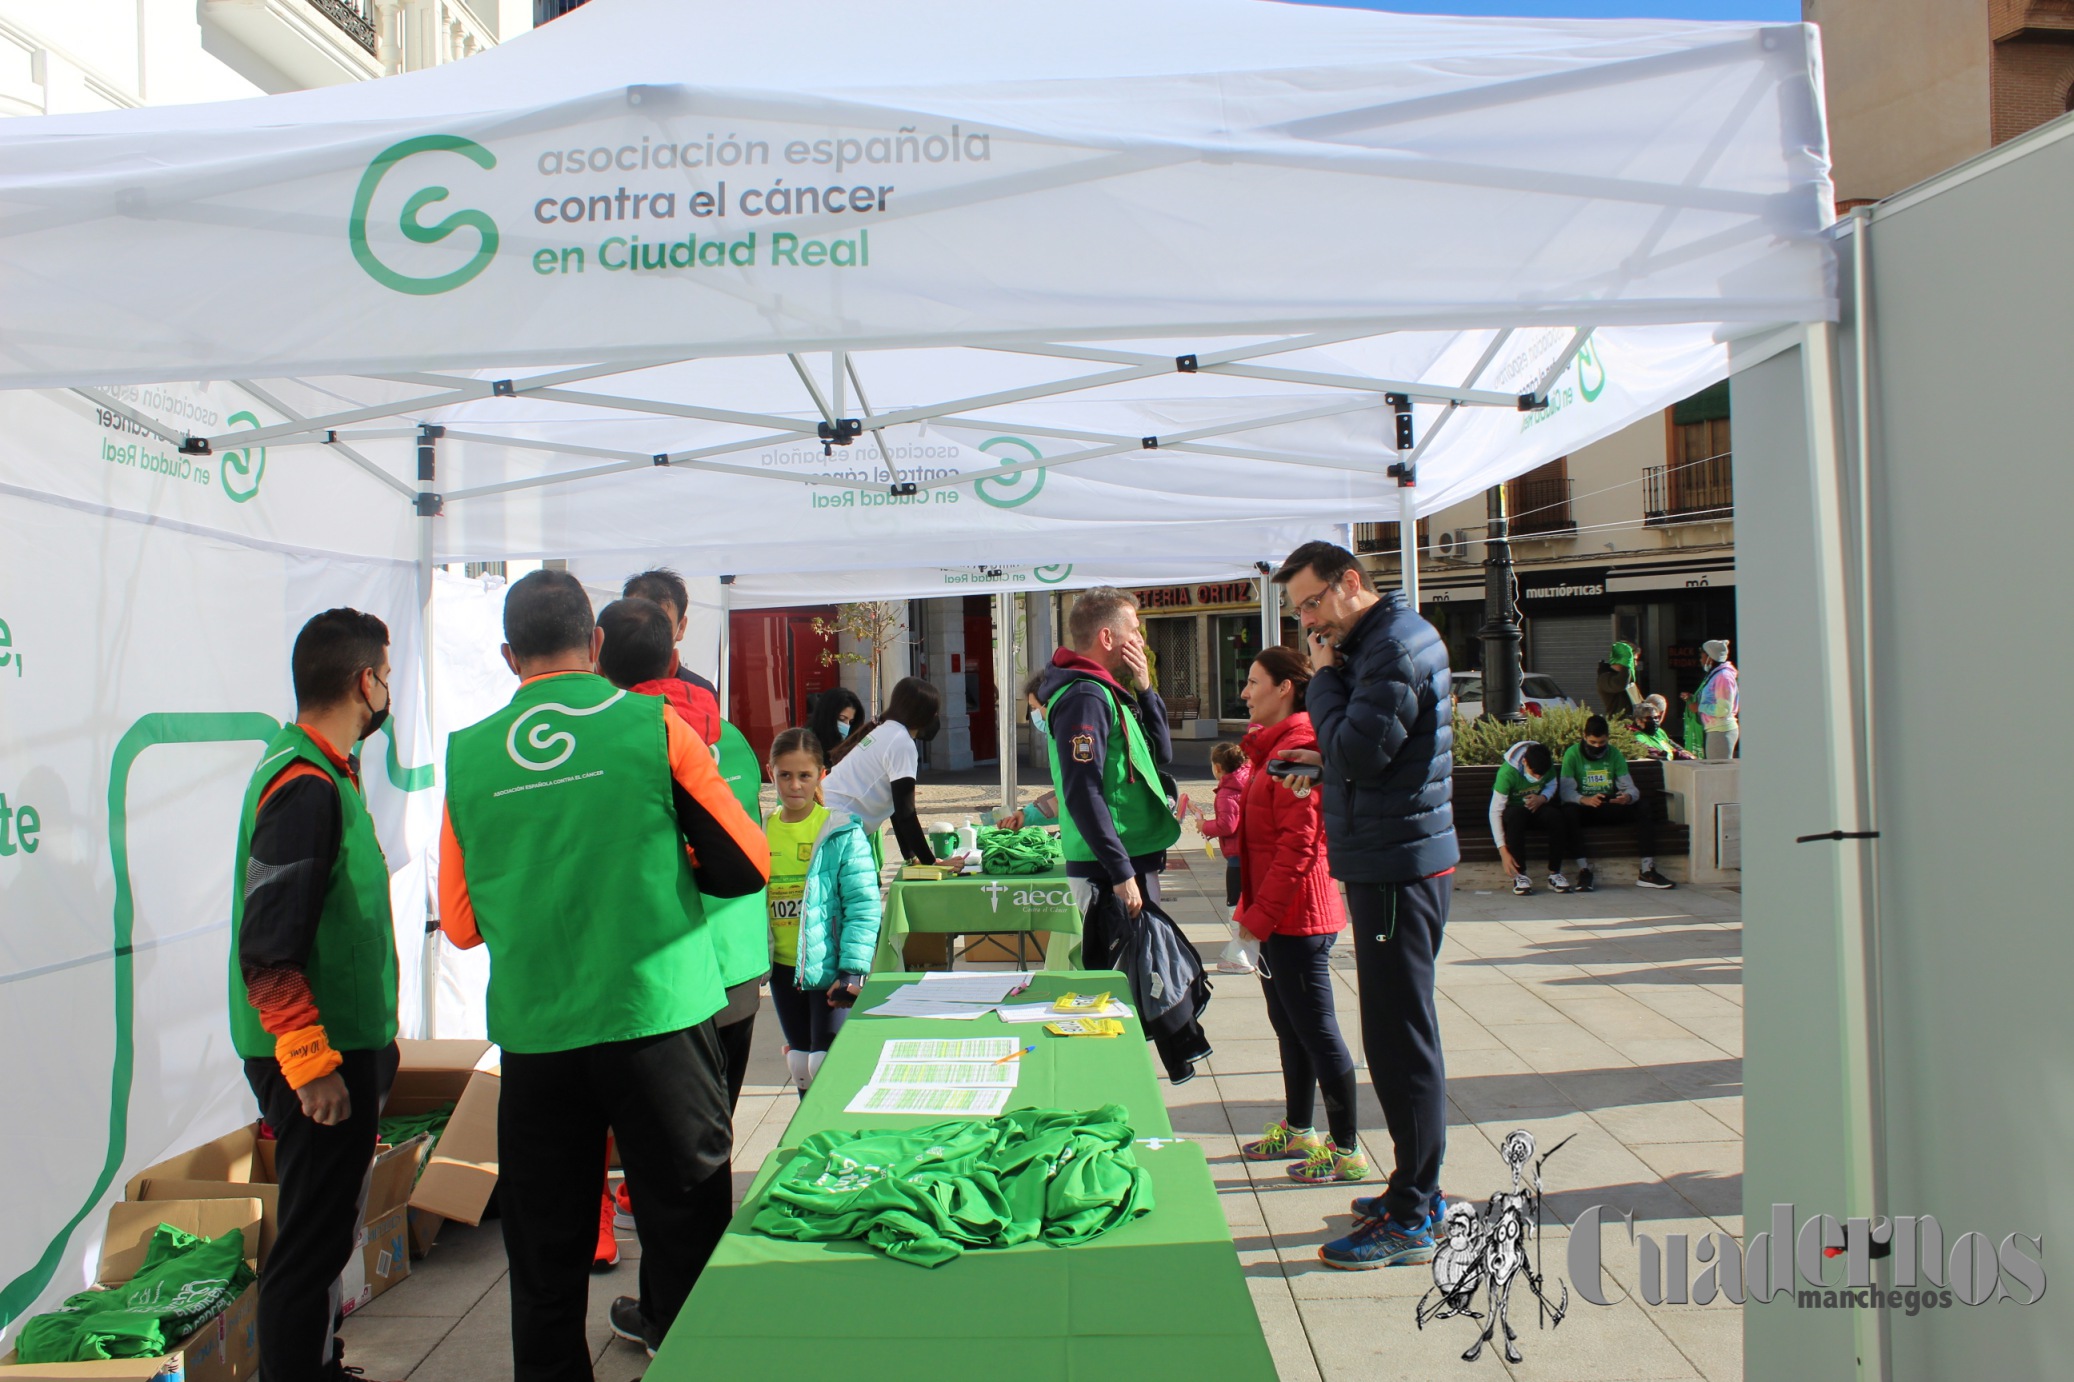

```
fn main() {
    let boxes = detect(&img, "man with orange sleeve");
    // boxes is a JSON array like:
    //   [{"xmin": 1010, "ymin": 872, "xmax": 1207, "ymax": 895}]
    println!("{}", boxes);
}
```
[
  {"xmin": 229, "ymin": 608, "xmax": 400, "ymax": 1382},
  {"xmin": 439, "ymin": 570, "xmax": 767, "ymax": 1378}
]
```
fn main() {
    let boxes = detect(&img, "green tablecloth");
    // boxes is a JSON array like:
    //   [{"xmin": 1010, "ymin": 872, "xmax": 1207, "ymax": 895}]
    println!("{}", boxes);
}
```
[
  {"xmin": 649, "ymin": 971, "xmax": 1275, "ymax": 1382},
  {"xmin": 874, "ymin": 865, "xmax": 1083, "ymax": 972}
]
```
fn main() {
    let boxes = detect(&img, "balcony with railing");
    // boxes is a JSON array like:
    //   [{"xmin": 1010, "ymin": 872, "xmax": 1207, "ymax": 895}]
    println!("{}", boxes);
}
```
[
  {"xmin": 1353, "ymin": 519, "xmax": 1429, "ymax": 557},
  {"xmin": 1503, "ymin": 471, "xmax": 1576, "ymax": 537},
  {"xmin": 203, "ymin": 0, "xmax": 500, "ymax": 86},
  {"xmin": 1644, "ymin": 453, "xmax": 1735, "ymax": 524}
]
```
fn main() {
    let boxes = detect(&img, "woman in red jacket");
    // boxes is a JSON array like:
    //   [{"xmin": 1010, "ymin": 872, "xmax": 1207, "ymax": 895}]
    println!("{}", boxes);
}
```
[{"xmin": 1234, "ymin": 645, "xmax": 1366, "ymax": 1185}]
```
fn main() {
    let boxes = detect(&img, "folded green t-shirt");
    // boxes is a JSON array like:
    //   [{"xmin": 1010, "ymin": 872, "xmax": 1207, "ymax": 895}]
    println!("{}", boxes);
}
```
[
  {"xmin": 15, "ymin": 1223, "xmax": 255, "ymax": 1363},
  {"xmin": 752, "ymin": 1103, "xmax": 1153, "ymax": 1267}
]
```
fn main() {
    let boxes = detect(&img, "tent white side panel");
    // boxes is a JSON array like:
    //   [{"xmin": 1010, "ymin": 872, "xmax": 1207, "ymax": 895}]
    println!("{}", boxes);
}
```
[
  {"xmin": 0, "ymin": 489, "xmax": 435, "ymax": 1341},
  {"xmin": 1738, "ymin": 119, "xmax": 2074, "ymax": 1377}
]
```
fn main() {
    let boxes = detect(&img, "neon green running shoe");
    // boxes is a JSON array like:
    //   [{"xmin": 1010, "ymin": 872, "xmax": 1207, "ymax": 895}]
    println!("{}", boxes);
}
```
[
  {"xmin": 1241, "ymin": 1120, "xmax": 1325, "ymax": 1162},
  {"xmin": 1289, "ymin": 1142, "xmax": 1371, "ymax": 1184}
]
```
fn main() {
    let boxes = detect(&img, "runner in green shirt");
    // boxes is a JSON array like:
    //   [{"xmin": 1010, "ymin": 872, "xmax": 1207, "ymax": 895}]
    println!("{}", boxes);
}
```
[
  {"xmin": 1487, "ymin": 740, "xmax": 1575, "ymax": 896},
  {"xmin": 1556, "ymin": 714, "xmax": 1676, "ymax": 891}
]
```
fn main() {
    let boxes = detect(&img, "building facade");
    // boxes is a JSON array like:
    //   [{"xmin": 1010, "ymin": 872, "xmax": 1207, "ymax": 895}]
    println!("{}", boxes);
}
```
[{"xmin": 0, "ymin": 0, "xmax": 524, "ymax": 118}]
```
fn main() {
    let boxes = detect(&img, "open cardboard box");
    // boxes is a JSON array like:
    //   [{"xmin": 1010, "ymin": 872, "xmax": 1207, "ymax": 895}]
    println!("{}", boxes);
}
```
[
  {"xmin": 126, "ymin": 1121, "xmax": 431, "ymax": 1272},
  {"xmin": 123, "ymin": 1125, "xmax": 278, "ymax": 1264},
  {"xmin": 0, "ymin": 1199, "xmax": 261, "ymax": 1381},
  {"xmin": 393, "ymin": 1039, "xmax": 502, "ymax": 1255}
]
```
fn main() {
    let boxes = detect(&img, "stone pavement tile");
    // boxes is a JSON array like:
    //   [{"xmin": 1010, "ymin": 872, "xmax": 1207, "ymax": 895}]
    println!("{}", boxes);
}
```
[
  {"xmin": 1490, "ymin": 1294, "xmax": 1704, "ymax": 1380},
  {"xmin": 1539, "ymin": 994, "xmax": 1699, "ymax": 1043},
  {"xmin": 1627, "ymin": 1141, "xmax": 1742, "ymax": 1219},
  {"xmin": 335, "ymin": 1314, "xmax": 458, "ymax": 1377},
  {"xmin": 1534, "ymin": 1062, "xmax": 1688, "ymax": 1118},
  {"xmin": 1446, "ymin": 1070, "xmax": 1575, "ymax": 1122},
  {"xmin": 411, "ymin": 1275, "xmax": 511, "ymax": 1382},
  {"xmin": 1688, "ymin": 1095, "xmax": 1741, "ymax": 1135},
  {"xmin": 1588, "ymin": 1095, "xmax": 1742, "ymax": 1148},
  {"xmin": 1448, "ymin": 983, "xmax": 1570, "ymax": 1028},
  {"xmin": 1205, "ymin": 1036, "xmax": 1288, "ymax": 1076},
  {"xmin": 1605, "ymin": 1038, "xmax": 1741, "ymax": 1086},
  {"xmin": 1439, "ymin": 1012, "xmax": 1511, "ymax": 1052},
  {"xmin": 1295, "ymin": 1294, "xmax": 1511, "ymax": 1380},
  {"xmin": 1493, "ymin": 1021, "xmax": 1628, "ymax": 1072},
  {"xmin": 1627, "ymin": 984, "xmax": 1742, "ymax": 1028},
  {"xmin": 1661, "ymin": 1016, "xmax": 1743, "ymax": 1055},
  {"xmin": 1246, "ymin": 1278, "xmax": 1326, "ymax": 1382},
  {"xmin": 1649, "ymin": 1304, "xmax": 1744, "ymax": 1382}
]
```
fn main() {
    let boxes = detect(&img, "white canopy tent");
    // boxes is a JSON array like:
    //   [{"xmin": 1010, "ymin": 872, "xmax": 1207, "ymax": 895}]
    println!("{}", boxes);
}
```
[{"xmin": 0, "ymin": 0, "xmax": 1838, "ymax": 1343}]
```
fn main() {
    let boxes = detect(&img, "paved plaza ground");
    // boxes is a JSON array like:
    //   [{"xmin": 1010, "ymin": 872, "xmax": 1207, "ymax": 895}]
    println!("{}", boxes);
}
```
[{"xmin": 339, "ymin": 774, "xmax": 1744, "ymax": 1381}]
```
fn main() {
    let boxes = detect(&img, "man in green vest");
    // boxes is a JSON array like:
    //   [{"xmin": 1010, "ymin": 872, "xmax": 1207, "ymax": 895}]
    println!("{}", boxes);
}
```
[
  {"xmin": 229, "ymin": 607, "xmax": 400, "ymax": 1382},
  {"xmin": 437, "ymin": 571, "xmax": 768, "ymax": 1377},
  {"xmin": 1036, "ymin": 587, "xmax": 1206, "ymax": 1080}
]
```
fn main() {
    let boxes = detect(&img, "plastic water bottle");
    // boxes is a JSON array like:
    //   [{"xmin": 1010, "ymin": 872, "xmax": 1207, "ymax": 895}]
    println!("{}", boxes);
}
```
[{"xmin": 956, "ymin": 821, "xmax": 980, "ymax": 855}]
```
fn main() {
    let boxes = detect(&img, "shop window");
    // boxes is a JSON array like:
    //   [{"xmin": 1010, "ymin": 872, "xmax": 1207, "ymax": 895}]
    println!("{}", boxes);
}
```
[
  {"xmin": 1144, "ymin": 616, "xmax": 1203, "ymax": 719},
  {"xmin": 1215, "ymin": 615, "xmax": 1259, "ymax": 719}
]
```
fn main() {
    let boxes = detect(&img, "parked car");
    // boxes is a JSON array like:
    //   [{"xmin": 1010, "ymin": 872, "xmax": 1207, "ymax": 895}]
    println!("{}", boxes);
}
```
[{"xmin": 1451, "ymin": 672, "xmax": 1576, "ymax": 721}]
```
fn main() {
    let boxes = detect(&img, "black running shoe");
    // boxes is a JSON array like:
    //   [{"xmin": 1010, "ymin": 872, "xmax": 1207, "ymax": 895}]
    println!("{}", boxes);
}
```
[
  {"xmin": 609, "ymin": 1297, "xmax": 660, "ymax": 1358},
  {"xmin": 1576, "ymin": 867, "xmax": 1596, "ymax": 893},
  {"xmin": 1637, "ymin": 868, "xmax": 1676, "ymax": 890}
]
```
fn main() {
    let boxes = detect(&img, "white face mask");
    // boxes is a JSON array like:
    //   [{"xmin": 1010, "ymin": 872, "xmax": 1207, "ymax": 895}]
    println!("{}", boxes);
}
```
[
  {"xmin": 1029, "ymin": 710, "xmax": 1048, "ymax": 738},
  {"xmin": 835, "ymin": 720, "xmax": 851, "ymax": 740}
]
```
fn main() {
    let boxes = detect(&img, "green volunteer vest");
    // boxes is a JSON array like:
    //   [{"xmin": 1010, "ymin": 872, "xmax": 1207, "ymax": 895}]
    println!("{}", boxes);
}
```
[
  {"xmin": 445, "ymin": 673, "xmax": 723, "ymax": 1053},
  {"xmin": 1046, "ymin": 679, "xmax": 1182, "ymax": 865},
  {"xmin": 228, "ymin": 725, "xmax": 399, "ymax": 1058},
  {"xmin": 703, "ymin": 720, "xmax": 771, "ymax": 987}
]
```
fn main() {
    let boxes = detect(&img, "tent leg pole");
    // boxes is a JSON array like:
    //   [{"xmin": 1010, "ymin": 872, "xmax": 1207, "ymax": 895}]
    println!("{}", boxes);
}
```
[
  {"xmin": 1802, "ymin": 319, "xmax": 1888, "ymax": 1382},
  {"xmin": 717, "ymin": 576, "xmax": 734, "ymax": 725},
  {"xmin": 1397, "ymin": 485, "xmax": 1420, "ymax": 607},
  {"xmin": 1259, "ymin": 565, "xmax": 1279, "ymax": 653},
  {"xmin": 996, "ymin": 591, "xmax": 1016, "ymax": 817},
  {"xmin": 416, "ymin": 428, "xmax": 438, "ymax": 1040}
]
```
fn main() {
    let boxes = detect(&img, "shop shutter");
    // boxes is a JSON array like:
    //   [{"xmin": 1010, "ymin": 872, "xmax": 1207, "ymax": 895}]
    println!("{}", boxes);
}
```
[{"xmin": 1522, "ymin": 613, "xmax": 1610, "ymax": 707}]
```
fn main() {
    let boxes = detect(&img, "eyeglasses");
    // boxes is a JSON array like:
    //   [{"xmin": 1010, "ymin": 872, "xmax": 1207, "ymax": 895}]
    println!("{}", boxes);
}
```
[{"xmin": 1292, "ymin": 587, "xmax": 1331, "ymax": 617}]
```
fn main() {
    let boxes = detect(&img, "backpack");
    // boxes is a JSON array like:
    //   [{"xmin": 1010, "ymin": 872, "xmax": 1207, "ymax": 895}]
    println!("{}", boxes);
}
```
[{"xmin": 1111, "ymin": 897, "xmax": 1211, "ymax": 1042}]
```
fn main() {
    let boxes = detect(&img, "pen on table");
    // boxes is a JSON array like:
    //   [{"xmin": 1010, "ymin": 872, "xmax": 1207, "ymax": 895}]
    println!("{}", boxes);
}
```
[{"xmin": 993, "ymin": 1044, "xmax": 1038, "ymax": 1065}]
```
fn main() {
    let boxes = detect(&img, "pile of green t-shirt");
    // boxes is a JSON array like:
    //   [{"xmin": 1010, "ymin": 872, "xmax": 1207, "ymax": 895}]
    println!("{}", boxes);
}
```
[
  {"xmin": 977, "ymin": 825, "xmax": 1061, "ymax": 875},
  {"xmin": 751, "ymin": 1103, "xmax": 1153, "ymax": 1266},
  {"xmin": 15, "ymin": 1223, "xmax": 256, "ymax": 1363}
]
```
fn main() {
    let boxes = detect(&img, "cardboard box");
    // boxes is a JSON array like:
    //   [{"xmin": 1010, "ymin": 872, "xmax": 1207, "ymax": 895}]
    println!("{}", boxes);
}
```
[
  {"xmin": 338, "ymin": 1204, "xmax": 411, "ymax": 1316},
  {"xmin": 398, "ymin": 1039, "xmax": 502, "ymax": 1236},
  {"xmin": 127, "ymin": 1125, "xmax": 428, "ymax": 1272},
  {"xmin": 0, "ymin": 1199, "xmax": 261, "ymax": 1381},
  {"xmin": 123, "ymin": 1125, "xmax": 279, "ymax": 1265}
]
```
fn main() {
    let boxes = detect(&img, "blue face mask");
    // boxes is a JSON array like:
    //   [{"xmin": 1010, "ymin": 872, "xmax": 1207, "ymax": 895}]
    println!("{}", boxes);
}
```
[
  {"xmin": 1029, "ymin": 711, "xmax": 1048, "ymax": 738},
  {"xmin": 835, "ymin": 720, "xmax": 852, "ymax": 740}
]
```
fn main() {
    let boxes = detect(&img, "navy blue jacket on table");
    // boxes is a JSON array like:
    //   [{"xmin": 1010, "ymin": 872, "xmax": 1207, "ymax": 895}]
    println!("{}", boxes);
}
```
[
  {"xmin": 1304, "ymin": 590, "xmax": 1459, "ymax": 883},
  {"xmin": 1037, "ymin": 649, "xmax": 1173, "ymax": 886}
]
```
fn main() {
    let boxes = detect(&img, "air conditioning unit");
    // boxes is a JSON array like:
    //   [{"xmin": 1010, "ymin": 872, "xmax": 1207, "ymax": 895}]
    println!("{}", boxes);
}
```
[{"xmin": 1437, "ymin": 529, "xmax": 1477, "ymax": 562}]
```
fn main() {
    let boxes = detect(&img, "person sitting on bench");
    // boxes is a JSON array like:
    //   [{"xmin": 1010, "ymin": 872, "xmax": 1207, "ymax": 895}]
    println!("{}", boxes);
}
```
[
  {"xmin": 1556, "ymin": 715, "xmax": 1676, "ymax": 892},
  {"xmin": 1490, "ymin": 740, "xmax": 1574, "ymax": 897}
]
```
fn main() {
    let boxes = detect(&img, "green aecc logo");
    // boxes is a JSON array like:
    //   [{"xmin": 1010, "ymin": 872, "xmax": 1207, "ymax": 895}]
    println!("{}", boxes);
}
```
[
  {"xmin": 350, "ymin": 135, "xmax": 500, "ymax": 295},
  {"xmin": 974, "ymin": 436, "xmax": 1045, "ymax": 509},
  {"xmin": 220, "ymin": 410, "xmax": 265, "ymax": 503}
]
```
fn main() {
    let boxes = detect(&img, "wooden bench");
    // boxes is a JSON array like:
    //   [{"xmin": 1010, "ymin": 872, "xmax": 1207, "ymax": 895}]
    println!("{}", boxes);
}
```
[{"xmin": 1452, "ymin": 759, "xmax": 1690, "ymax": 863}]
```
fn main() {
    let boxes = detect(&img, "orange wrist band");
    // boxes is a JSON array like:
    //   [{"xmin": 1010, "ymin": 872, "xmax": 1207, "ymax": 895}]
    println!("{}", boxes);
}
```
[{"xmin": 276, "ymin": 1025, "xmax": 342, "ymax": 1089}]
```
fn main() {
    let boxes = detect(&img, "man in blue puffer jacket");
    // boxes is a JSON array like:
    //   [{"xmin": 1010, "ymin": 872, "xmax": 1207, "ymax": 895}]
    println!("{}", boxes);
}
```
[{"xmin": 1269, "ymin": 540, "xmax": 1458, "ymax": 1272}]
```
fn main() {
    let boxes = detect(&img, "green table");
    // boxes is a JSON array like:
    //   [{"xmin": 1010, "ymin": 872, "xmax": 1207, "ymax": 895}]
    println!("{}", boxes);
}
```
[
  {"xmin": 650, "ymin": 971, "xmax": 1276, "ymax": 1382},
  {"xmin": 874, "ymin": 865, "xmax": 1083, "ymax": 972}
]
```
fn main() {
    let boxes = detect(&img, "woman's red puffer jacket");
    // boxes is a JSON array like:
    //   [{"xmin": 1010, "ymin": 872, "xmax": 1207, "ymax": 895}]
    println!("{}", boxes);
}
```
[{"xmin": 1234, "ymin": 711, "xmax": 1348, "ymax": 941}]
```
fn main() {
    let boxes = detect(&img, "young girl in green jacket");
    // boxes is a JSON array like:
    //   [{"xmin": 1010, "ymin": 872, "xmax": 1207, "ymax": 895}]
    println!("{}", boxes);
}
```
[{"xmin": 766, "ymin": 728, "xmax": 884, "ymax": 1092}]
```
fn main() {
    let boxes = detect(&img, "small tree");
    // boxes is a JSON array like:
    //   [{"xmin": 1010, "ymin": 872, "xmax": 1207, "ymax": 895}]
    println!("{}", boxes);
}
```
[{"xmin": 812, "ymin": 601, "xmax": 905, "ymax": 709}]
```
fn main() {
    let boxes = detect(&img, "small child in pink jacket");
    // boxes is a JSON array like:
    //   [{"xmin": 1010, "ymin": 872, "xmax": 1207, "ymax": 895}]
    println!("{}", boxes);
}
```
[{"xmin": 1199, "ymin": 741, "xmax": 1257, "ymax": 974}]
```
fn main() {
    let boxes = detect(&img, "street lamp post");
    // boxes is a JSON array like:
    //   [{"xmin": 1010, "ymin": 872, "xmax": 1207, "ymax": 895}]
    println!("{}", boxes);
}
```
[{"xmin": 1478, "ymin": 483, "xmax": 1525, "ymax": 721}]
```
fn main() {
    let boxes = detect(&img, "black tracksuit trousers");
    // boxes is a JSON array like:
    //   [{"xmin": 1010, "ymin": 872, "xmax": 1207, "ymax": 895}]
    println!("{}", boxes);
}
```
[{"xmin": 1345, "ymin": 876, "xmax": 1451, "ymax": 1228}]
